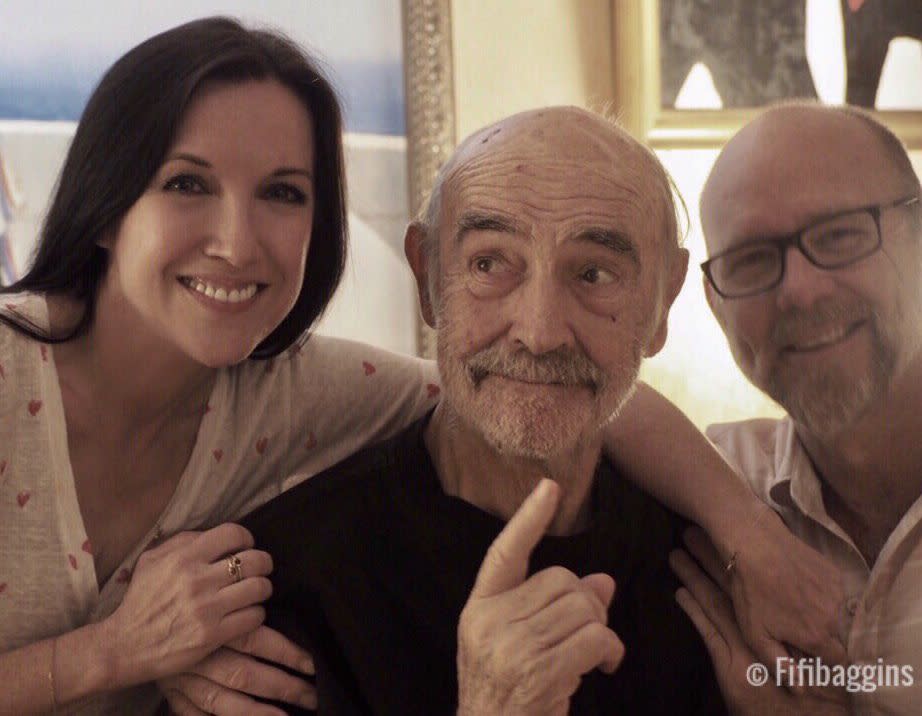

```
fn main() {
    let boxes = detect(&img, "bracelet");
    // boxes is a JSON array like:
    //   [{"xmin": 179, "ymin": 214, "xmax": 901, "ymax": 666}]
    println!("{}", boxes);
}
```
[
  {"xmin": 48, "ymin": 637, "xmax": 58, "ymax": 714},
  {"xmin": 724, "ymin": 499, "xmax": 773, "ymax": 577}
]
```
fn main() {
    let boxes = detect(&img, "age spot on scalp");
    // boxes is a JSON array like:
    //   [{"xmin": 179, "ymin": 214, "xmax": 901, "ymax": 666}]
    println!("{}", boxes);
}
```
[{"xmin": 480, "ymin": 127, "xmax": 502, "ymax": 145}]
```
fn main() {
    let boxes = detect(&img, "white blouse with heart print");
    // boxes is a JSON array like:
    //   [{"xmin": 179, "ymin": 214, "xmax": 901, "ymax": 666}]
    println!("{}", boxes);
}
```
[{"xmin": 0, "ymin": 293, "xmax": 440, "ymax": 715}]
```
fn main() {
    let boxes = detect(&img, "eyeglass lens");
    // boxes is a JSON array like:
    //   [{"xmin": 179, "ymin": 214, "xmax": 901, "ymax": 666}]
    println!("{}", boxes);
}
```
[{"xmin": 709, "ymin": 209, "xmax": 879, "ymax": 296}]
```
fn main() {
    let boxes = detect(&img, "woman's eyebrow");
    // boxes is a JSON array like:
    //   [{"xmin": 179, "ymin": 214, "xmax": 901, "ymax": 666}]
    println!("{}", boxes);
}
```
[
  {"xmin": 165, "ymin": 152, "xmax": 211, "ymax": 167},
  {"xmin": 272, "ymin": 167, "xmax": 314, "ymax": 180}
]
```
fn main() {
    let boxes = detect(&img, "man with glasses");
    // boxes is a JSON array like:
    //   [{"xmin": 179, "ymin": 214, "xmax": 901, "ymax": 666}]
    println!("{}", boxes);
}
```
[{"xmin": 679, "ymin": 103, "xmax": 922, "ymax": 713}]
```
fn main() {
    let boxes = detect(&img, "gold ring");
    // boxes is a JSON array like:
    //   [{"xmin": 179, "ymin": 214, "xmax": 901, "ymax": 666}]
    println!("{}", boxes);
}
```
[{"xmin": 227, "ymin": 554, "xmax": 243, "ymax": 584}]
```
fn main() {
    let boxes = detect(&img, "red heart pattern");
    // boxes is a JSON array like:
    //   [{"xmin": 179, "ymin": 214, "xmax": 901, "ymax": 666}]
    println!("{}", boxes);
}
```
[
  {"xmin": 363, "ymin": 361, "xmax": 376, "ymax": 376},
  {"xmin": 256, "ymin": 436, "xmax": 268, "ymax": 455},
  {"xmin": 28, "ymin": 400, "xmax": 42, "ymax": 416},
  {"xmin": 213, "ymin": 449, "xmax": 223, "ymax": 462},
  {"xmin": 68, "ymin": 554, "xmax": 78, "ymax": 570},
  {"xmin": 82, "ymin": 539, "xmax": 93, "ymax": 555},
  {"xmin": 116, "ymin": 568, "xmax": 132, "ymax": 584},
  {"xmin": 16, "ymin": 491, "xmax": 29, "ymax": 508},
  {"xmin": 426, "ymin": 383, "xmax": 441, "ymax": 398}
]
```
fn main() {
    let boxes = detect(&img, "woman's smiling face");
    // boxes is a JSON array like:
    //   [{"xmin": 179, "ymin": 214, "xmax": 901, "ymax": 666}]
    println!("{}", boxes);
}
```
[{"xmin": 99, "ymin": 79, "xmax": 316, "ymax": 367}]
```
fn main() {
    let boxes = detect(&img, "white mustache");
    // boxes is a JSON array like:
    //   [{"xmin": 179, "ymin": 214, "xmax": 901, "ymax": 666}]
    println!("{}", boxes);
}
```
[{"xmin": 464, "ymin": 346, "xmax": 604, "ymax": 391}]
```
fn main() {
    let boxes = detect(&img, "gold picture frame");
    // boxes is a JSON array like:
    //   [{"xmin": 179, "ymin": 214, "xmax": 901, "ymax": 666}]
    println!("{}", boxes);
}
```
[
  {"xmin": 611, "ymin": 0, "xmax": 922, "ymax": 149},
  {"xmin": 402, "ymin": 0, "xmax": 456, "ymax": 357}
]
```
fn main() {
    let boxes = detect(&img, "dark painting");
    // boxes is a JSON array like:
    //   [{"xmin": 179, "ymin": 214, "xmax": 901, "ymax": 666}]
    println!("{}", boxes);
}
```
[{"xmin": 660, "ymin": 0, "xmax": 922, "ymax": 109}]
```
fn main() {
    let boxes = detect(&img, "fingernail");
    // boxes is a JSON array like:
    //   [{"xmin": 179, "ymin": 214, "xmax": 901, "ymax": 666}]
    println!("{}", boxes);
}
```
[{"xmin": 301, "ymin": 656, "xmax": 315, "ymax": 675}]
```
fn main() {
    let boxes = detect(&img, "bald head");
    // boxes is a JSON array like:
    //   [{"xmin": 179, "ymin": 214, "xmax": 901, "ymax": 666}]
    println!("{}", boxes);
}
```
[{"xmin": 701, "ymin": 104, "xmax": 920, "ymax": 255}]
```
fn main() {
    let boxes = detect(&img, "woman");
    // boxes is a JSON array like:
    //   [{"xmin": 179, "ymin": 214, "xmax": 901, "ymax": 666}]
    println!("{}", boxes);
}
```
[
  {"xmin": 0, "ymin": 18, "xmax": 436, "ymax": 714},
  {"xmin": 0, "ymin": 16, "xmax": 844, "ymax": 716}
]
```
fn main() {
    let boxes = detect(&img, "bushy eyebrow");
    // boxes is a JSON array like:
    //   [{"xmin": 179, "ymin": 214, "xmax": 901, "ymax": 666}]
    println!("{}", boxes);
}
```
[
  {"xmin": 454, "ymin": 211, "xmax": 519, "ymax": 244},
  {"xmin": 575, "ymin": 228, "xmax": 640, "ymax": 267}
]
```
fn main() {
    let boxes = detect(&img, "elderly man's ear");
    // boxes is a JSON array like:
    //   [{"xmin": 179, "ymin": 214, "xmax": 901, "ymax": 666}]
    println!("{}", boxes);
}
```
[
  {"xmin": 645, "ymin": 247, "xmax": 690, "ymax": 357},
  {"xmin": 405, "ymin": 222, "xmax": 437, "ymax": 328}
]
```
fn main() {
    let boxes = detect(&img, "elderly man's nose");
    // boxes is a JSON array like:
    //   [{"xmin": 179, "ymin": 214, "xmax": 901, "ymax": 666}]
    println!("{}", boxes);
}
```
[
  {"xmin": 508, "ymin": 278, "xmax": 574, "ymax": 354},
  {"xmin": 776, "ymin": 246, "xmax": 836, "ymax": 311}
]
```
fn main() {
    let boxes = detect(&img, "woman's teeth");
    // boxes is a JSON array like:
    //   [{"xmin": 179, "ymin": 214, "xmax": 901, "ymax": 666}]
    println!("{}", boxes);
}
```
[{"xmin": 184, "ymin": 278, "xmax": 259, "ymax": 303}]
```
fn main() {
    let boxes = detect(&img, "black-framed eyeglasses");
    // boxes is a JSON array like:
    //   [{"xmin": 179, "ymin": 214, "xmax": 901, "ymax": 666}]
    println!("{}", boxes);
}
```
[{"xmin": 701, "ymin": 195, "xmax": 920, "ymax": 299}]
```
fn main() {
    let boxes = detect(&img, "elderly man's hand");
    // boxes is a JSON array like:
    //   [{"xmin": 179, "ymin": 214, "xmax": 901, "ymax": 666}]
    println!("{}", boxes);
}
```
[
  {"xmin": 711, "ymin": 508, "xmax": 848, "ymax": 670},
  {"xmin": 157, "ymin": 626, "xmax": 316, "ymax": 715},
  {"xmin": 456, "ymin": 479, "xmax": 623, "ymax": 716},
  {"xmin": 670, "ymin": 547, "xmax": 850, "ymax": 716}
]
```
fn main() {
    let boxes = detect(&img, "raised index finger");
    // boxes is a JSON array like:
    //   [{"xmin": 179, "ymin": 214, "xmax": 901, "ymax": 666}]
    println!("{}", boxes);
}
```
[{"xmin": 471, "ymin": 478, "xmax": 560, "ymax": 598}]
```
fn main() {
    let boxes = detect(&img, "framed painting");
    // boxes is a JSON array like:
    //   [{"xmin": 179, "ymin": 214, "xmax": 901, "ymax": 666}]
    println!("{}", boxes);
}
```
[{"xmin": 612, "ymin": 0, "xmax": 922, "ymax": 148}]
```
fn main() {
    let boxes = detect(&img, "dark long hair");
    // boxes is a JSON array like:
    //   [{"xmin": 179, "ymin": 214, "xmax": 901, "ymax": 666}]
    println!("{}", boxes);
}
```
[{"xmin": 1, "ymin": 16, "xmax": 347, "ymax": 359}]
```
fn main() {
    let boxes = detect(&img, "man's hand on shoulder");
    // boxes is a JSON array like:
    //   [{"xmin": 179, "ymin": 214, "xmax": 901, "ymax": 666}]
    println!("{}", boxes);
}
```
[
  {"xmin": 457, "ymin": 479, "xmax": 623, "ymax": 715},
  {"xmin": 158, "ymin": 626, "xmax": 316, "ymax": 715},
  {"xmin": 717, "ymin": 507, "xmax": 848, "ymax": 669},
  {"xmin": 671, "ymin": 529, "xmax": 849, "ymax": 716}
]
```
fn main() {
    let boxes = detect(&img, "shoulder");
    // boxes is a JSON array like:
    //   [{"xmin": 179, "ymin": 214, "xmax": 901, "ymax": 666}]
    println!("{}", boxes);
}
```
[
  {"xmin": 240, "ymin": 420, "xmax": 415, "ymax": 544},
  {"xmin": 705, "ymin": 416, "xmax": 794, "ymax": 490},
  {"xmin": 226, "ymin": 333, "xmax": 438, "ymax": 405},
  {"xmin": 597, "ymin": 458, "xmax": 687, "ymax": 546}
]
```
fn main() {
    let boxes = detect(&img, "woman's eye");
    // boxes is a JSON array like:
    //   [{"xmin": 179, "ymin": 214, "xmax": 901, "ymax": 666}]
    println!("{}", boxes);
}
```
[
  {"xmin": 264, "ymin": 183, "xmax": 307, "ymax": 204},
  {"xmin": 163, "ymin": 174, "xmax": 206, "ymax": 195}
]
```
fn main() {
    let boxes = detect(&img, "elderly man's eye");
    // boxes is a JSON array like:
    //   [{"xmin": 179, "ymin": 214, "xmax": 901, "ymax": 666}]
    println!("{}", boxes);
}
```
[
  {"xmin": 473, "ymin": 256, "xmax": 497, "ymax": 273},
  {"xmin": 578, "ymin": 265, "xmax": 615, "ymax": 285}
]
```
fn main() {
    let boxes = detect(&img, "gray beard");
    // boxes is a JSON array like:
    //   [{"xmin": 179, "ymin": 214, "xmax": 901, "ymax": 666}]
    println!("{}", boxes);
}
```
[{"xmin": 767, "ymin": 323, "xmax": 896, "ymax": 440}]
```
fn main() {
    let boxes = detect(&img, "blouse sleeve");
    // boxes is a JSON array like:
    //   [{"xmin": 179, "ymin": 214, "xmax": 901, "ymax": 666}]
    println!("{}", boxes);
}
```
[{"xmin": 216, "ymin": 335, "xmax": 440, "ymax": 519}]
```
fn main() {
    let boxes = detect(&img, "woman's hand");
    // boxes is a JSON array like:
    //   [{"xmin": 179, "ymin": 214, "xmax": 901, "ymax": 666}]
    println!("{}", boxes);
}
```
[
  {"xmin": 100, "ymin": 523, "xmax": 273, "ymax": 689},
  {"xmin": 158, "ymin": 626, "xmax": 316, "ymax": 715}
]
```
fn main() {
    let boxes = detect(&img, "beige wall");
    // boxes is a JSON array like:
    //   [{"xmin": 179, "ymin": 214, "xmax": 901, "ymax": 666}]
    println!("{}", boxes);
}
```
[{"xmin": 451, "ymin": 0, "xmax": 614, "ymax": 139}]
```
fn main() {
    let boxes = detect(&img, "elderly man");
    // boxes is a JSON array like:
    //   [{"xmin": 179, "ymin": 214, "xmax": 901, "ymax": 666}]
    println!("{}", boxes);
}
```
[
  {"xmin": 240, "ymin": 106, "xmax": 725, "ymax": 714},
  {"xmin": 670, "ymin": 104, "xmax": 921, "ymax": 714}
]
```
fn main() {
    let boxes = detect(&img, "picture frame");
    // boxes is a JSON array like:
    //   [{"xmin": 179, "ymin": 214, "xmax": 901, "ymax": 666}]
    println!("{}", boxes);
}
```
[
  {"xmin": 611, "ymin": 0, "xmax": 922, "ymax": 149},
  {"xmin": 402, "ymin": 0, "xmax": 455, "ymax": 357}
]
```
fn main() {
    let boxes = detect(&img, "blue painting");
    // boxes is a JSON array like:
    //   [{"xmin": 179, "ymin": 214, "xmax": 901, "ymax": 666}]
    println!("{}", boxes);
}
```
[{"xmin": 0, "ymin": 0, "xmax": 405, "ymax": 134}]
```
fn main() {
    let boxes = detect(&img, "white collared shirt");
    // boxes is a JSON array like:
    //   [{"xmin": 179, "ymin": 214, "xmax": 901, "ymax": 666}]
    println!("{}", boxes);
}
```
[{"xmin": 708, "ymin": 417, "xmax": 922, "ymax": 715}]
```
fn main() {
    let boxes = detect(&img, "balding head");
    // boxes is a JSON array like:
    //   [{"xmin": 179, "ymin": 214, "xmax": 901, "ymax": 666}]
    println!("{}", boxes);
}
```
[
  {"xmin": 420, "ymin": 108, "xmax": 684, "ymax": 293},
  {"xmin": 700, "ymin": 103, "xmax": 922, "ymax": 440},
  {"xmin": 702, "ymin": 104, "xmax": 920, "ymax": 256}
]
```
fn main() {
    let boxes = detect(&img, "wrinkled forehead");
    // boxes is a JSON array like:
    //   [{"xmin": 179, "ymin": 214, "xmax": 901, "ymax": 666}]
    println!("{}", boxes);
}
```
[{"xmin": 441, "ymin": 109, "xmax": 668, "ymax": 239}]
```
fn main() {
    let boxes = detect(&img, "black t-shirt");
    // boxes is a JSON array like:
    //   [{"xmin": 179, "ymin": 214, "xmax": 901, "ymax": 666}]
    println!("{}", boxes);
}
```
[{"xmin": 242, "ymin": 417, "xmax": 725, "ymax": 715}]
